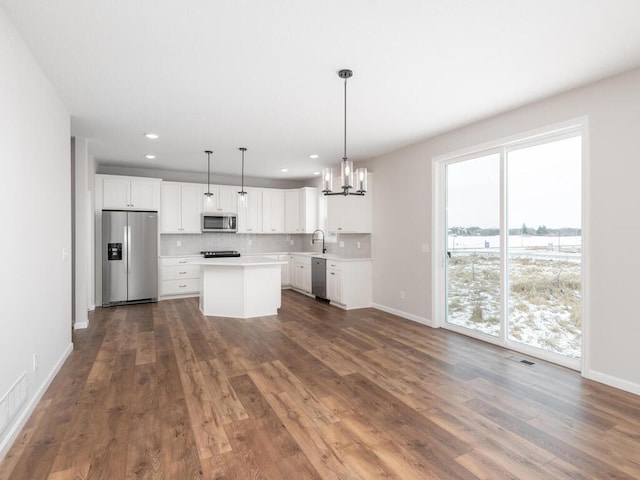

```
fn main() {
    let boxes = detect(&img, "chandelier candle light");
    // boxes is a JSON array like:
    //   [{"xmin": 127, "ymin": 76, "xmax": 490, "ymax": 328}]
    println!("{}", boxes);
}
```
[
  {"xmin": 322, "ymin": 69, "xmax": 367, "ymax": 196},
  {"xmin": 238, "ymin": 147, "xmax": 247, "ymax": 203},
  {"xmin": 204, "ymin": 150, "xmax": 214, "ymax": 205}
]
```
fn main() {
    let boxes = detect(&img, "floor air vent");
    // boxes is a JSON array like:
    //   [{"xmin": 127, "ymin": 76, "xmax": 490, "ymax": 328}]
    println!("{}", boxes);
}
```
[{"xmin": 506, "ymin": 355, "xmax": 535, "ymax": 366}]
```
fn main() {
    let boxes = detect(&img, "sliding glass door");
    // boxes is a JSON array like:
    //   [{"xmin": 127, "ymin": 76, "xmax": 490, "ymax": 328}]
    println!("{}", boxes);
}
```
[
  {"xmin": 506, "ymin": 136, "xmax": 582, "ymax": 359},
  {"xmin": 440, "ymin": 127, "xmax": 583, "ymax": 366},
  {"xmin": 445, "ymin": 153, "xmax": 501, "ymax": 338}
]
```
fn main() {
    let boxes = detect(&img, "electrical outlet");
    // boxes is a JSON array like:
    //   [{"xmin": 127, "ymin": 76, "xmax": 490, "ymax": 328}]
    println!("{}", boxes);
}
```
[
  {"xmin": 290, "ymin": 239, "xmax": 294, "ymax": 245},
  {"xmin": 176, "ymin": 240, "xmax": 182, "ymax": 247},
  {"xmin": 400, "ymin": 291, "xmax": 406, "ymax": 300},
  {"xmin": 339, "ymin": 241, "xmax": 344, "ymax": 248},
  {"xmin": 356, "ymin": 242, "xmax": 361, "ymax": 249},
  {"xmin": 248, "ymin": 239, "xmax": 252, "ymax": 246},
  {"xmin": 33, "ymin": 354, "xmax": 38, "ymax": 371}
]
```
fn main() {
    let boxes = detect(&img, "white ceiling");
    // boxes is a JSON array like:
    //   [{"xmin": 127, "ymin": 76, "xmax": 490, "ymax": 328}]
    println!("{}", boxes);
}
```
[{"xmin": 3, "ymin": 0, "xmax": 640, "ymax": 180}]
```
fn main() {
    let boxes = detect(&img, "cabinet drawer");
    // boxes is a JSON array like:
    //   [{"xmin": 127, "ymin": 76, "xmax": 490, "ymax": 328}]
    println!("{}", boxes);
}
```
[
  {"xmin": 162, "ymin": 264, "xmax": 201, "ymax": 280},
  {"xmin": 161, "ymin": 257, "xmax": 198, "ymax": 266},
  {"xmin": 326, "ymin": 260, "xmax": 343, "ymax": 271},
  {"xmin": 161, "ymin": 278, "xmax": 200, "ymax": 295}
]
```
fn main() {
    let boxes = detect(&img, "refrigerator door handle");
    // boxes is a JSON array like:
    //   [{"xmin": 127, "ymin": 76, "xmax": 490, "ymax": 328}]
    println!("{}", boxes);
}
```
[{"xmin": 125, "ymin": 225, "xmax": 131, "ymax": 274}]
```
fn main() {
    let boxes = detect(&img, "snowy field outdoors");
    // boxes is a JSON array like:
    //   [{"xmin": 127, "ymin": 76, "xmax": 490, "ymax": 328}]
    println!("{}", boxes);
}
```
[{"xmin": 446, "ymin": 235, "xmax": 581, "ymax": 358}]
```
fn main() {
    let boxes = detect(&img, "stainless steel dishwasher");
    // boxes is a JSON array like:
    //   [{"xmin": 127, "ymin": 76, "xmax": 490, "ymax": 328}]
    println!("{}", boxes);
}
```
[{"xmin": 312, "ymin": 257, "xmax": 327, "ymax": 299}]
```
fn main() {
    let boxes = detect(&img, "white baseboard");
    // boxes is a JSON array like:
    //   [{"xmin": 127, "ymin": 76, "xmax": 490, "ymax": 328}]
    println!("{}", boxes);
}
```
[
  {"xmin": 73, "ymin": 321, "xmax": 89, "ymax": 330},
  {"xmin": 88, "ymin": 304, "xmax": 95, "ymax": 311},
  {"xmin": 372, "ymin": 303, "xmax": 434, "ymax": 327},
  {"xmin": 160, "ymin": 293, "xmax": 199, "ymax": 301},
  {"xmin": 584, "ymin": 369, "xmax": 640, "ymax": 396},
  {"xmin": 0, "ymin": 342, "xmax": 74, "ymax": 461}
]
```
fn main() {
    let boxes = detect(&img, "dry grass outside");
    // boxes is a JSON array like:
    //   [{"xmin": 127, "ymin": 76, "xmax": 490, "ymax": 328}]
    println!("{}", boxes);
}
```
[{"xmin": 447, "ymin": 252, "xmax": 581, "ymax": 358}]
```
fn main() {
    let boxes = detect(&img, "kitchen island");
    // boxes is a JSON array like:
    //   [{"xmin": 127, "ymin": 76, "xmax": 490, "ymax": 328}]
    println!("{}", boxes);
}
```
[{"xmin": 192, "ymin": 256, "xmax": 288, "ymax": 318}]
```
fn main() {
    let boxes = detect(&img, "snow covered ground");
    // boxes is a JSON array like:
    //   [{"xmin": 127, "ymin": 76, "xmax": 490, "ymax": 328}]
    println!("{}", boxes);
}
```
[{"xmin": 446, "ymin": 249, "xmax": 581, "ymax": 359}]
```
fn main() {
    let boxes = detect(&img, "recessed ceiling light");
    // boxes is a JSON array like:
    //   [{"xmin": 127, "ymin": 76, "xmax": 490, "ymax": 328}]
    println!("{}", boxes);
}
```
[
  {"xmin": 280, "ymin": 168, "xmax": 289, "ymax": 173},
  {"xmin": 144, "ymin": 133, "xmax": 159, "ymax": 139},
  {"xmin": 309, "ymin": 154, "xmax": 319, "ymax": 159},
  {"xmin": 313, "ymin": 171, "xmax": 320, "ymax": 175},
  {"xmin": 145, "ymin": 154, "xmax": 156, "ymax": 159}
]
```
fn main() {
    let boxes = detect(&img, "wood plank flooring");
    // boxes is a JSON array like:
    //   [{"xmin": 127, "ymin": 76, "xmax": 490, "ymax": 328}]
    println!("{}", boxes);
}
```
[{"xmin": 1, "ymin": 290, "xmax": 639, "ymax": 479}]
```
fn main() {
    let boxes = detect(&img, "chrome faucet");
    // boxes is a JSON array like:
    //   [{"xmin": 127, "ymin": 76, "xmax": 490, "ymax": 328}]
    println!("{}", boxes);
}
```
[{"xmin": 311, "ymin": 229, "xmax": 327, "ymax": 254}]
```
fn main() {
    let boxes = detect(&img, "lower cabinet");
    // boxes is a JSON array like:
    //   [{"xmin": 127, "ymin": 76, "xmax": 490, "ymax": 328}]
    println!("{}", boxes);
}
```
[
  {"xmin": 161, "ymin": 257, "xmax": 201, "ymax": 297},
  {"xmin": 327, "ymin": 267, "xmax": 343, "ymax": 304},
  {"xmin": 279, "ymin": 255, "xmax": 292, "ymax": 287},
  {"xmin": 325, "ymin": 259, "xmax": 372, "ymax": 309},
  {"xmin": 292, "ymin": 255, "xmax": 312, "ymax": 294}
]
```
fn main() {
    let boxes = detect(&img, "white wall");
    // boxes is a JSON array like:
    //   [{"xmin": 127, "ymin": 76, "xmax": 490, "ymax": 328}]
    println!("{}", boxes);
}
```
[
  {"xmin": 0, "ymin": 7, "xmax": 72, "ymax": 458},
  {"xmin": 362, "ymin": 67, "xmax": 640, "ymax": 394},
  {"xmin": 73, "ymin": 137, "xmax": 93, "ymax": 328}
]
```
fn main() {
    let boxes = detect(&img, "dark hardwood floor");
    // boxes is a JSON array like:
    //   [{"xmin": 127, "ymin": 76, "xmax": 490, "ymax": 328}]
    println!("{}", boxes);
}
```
[{"xmin": 1, "ymin": 290, "xmax": 639, "ymax": 479}]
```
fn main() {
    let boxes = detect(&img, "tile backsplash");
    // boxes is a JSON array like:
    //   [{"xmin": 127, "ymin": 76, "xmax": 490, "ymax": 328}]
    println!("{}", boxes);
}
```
[{"xmin": 161, "ymin": 233, "xmax": 371, "ymax": 258}]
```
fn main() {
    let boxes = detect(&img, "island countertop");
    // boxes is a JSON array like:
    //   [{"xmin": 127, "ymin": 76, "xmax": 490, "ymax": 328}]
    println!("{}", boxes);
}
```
[{"xmin": 191, "ymin": 256, "xmax": 288, "ymax": 267}]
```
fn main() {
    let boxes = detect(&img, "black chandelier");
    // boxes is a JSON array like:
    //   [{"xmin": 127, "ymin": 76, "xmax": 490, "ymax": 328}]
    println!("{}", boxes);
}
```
[{"xmin": 322, "ymin": 69, "xmax": 367, "ymax": 196}]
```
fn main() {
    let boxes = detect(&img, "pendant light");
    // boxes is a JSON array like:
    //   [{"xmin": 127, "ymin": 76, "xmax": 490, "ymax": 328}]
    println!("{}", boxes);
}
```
[
  {"xmin": 238, "ymin": 147, "xmax": 247, "ymax": 203},
  {"xmin": 322, "ymin": 69, "xmax": 367, "ymax": 196},
  {"xmin": 204, "ymin": 150, "xmax": 214, "ymax": 205}
]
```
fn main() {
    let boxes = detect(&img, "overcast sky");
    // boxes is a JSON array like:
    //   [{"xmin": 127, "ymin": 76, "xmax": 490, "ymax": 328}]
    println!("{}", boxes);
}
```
[{"xmin": 447, "ymin": 136, "xmax": 581, "ymax": 230}]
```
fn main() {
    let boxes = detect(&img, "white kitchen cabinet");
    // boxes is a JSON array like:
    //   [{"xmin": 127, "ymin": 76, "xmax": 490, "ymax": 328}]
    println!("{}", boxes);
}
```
[
  {"xmin": 325, "ymin": 175, "xmax": 372, "ymax": 233},
  {"xmin": 237, "ymin": 187, "xmax": 262, "ymax": 233},
  {"xmin": 279, "ymin": 254, "xmax": 292, "ymax": 286},
  {"xmin": 326, "ymin": 194, "xmax": 372, "ymax": 233},
  {"xmin": 160, "ymin": 257, "xmax": 201, "ymax": 297},
  {"xmin": 161, "ymin": 182, "xmax": 203, "ymax": 233},
  {"xmin": 325, "ymin": 259, "xmax": 372, "ymax": 309},
  {"xmin": 262, "ymin": 189, "xmax": 285, "ymax": 233},
  {"xmin": 100, "ymin": 175, "xmax": 161, "ymax": 210},
  {"xmin": 327, "ymin": 267, "xmax": 343, "ymax": 304},
  {"xmin": 285, "ymin": 187, "xmax": 318, "ymax": 233},
  {"xmin": 292, "ymin": 255, "xmax": 312, "ymax": 294},
  {"xmin": 203, "ymin": 185, "xmax": 239, "ymax": 214}
]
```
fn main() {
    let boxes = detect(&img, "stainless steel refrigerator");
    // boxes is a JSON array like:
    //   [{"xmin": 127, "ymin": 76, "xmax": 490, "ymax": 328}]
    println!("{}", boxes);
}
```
[{"xmin": 102, "ymin": 210, "xmax": 158, "ymax": 306}]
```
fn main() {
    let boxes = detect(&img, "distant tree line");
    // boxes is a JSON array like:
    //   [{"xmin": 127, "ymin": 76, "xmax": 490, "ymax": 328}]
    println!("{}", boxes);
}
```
[{"xmin": 448, "ymin": 225, "xmax": 581, "ymax": 236}]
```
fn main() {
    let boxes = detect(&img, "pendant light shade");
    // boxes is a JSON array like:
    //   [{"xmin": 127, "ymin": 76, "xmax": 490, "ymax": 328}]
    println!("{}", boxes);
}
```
[
  {"xmin": 204, "ymin": 150, "xmax": 214, "ymax": 204},
  {"xmin": 322, "ymin": 69, "xmax": 367, "ymax": 196},
  {"xmin": 238, "ymin": 147, "xmax": 247, "ymax": 203}
]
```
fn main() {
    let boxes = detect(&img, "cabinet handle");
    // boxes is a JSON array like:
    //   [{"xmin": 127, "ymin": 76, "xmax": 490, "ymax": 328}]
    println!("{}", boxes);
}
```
[
  {"xmin": 179, "ymin": 284, "xmax": 186, "ymax": 288},
  {"xmin": 330, "ymin": 272, "xmax": 335, "ymax": 275},
  {"xmin": 330, "ymin": 264, "xmax": 336, "ymax": 267},
  {"xmin": 271, "ymin": 229, "xmax": 276, "ymax": 232},
  {"xmin": 179, "ymin": 260, "xmax": 187, "ymax": 264},
  {"xmin": 337, "ymin": 227, "xmax": 343, "ymax": 230},
  {"xmin": 179, "ymin": 271, "xmax": 187, "ymax": 274}
]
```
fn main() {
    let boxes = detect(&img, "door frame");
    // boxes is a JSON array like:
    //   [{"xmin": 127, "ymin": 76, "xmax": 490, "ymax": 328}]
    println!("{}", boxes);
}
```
[{"xmin": 432, "ymin": 117, "xmax": 590, "ymax": 372}]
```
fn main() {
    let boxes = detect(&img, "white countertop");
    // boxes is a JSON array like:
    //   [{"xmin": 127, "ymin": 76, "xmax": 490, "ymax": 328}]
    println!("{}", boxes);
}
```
[
  {"xmin": 191, "ymin": 256, "xmax": 288, "ymax": 267},
  {"xmin": 162, "ymin": 252, "xmax": 372, "ymax": 262}
]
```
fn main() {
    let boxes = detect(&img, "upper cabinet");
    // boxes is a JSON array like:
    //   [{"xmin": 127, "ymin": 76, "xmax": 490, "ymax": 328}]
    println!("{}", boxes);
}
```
[
  {"xmin": 285, "ymin": 187, "xmax": 318, "ymax": 233},
  {"xmin": 262, "ymin": 189, "xmax": 285, "ymax": 233},
  {"xmin": 237, "ymin": 187, "xmax": 262, "ymax": 233},
  {"xmin": 202, "ymin": 185, "xmax": 239, "ymax": 214},
  {"xmin": 161, "ymin": 182, "xmax": 203, "ymax": 234},
  {"xmin": 326, "ymin": 192, "xmax": 372, "ymax": 233},
  {"xmin": 100, "ymin": 175, "xmax": 161, "ymax": 211}
]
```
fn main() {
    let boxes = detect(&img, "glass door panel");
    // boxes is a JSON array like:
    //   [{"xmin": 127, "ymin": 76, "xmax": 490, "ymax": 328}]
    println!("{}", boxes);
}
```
[
  {"xmin": 506, "ymin": 136, "xmax": 582, "ymax": 358},
  {"xmin": 446, "ymin": 153, "xmax": 501, "ymax": 337}
]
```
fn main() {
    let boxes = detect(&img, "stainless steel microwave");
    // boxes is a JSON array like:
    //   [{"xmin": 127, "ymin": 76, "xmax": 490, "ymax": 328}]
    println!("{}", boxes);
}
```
[{"xmin": 202, "ymin": 212, "xmax": 237, "ymax": 232}]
